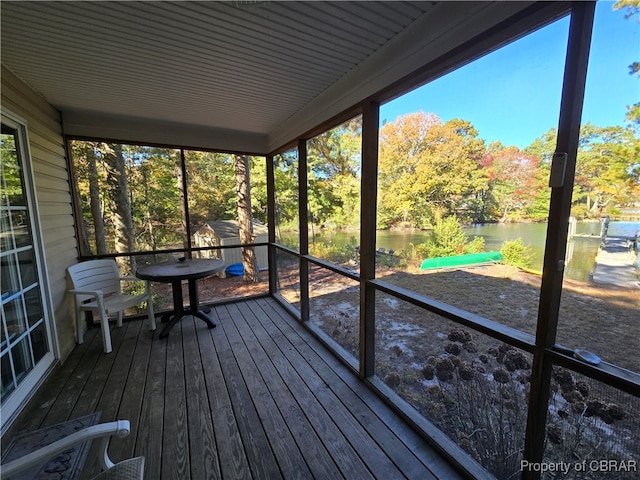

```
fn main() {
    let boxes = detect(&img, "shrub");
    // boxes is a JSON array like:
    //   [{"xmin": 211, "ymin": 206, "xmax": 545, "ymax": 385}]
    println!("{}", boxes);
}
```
[
  {"xmin": 464, "ymin": 235, "xmax": 485, "ymax": 254},
  {"xmin": 414, "ymin": 217, "xmax": 491, "ymax": 261},
  {"xmin": 309, "ymin": 237, "xmax": 358, "ymax": 264},
  {"xmin": 429, "ymin": 217, "xmax": 468, "ymax": 255},
  {"xmin": 500, "ymin": 238, "xmax": 533, "ymax": 268}
]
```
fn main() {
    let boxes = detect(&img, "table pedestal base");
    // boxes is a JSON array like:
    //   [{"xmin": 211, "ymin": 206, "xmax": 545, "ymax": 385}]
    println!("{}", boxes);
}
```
[{"xmin": 159, "ymin": 278, "xmax": 216, "ymax": 339}]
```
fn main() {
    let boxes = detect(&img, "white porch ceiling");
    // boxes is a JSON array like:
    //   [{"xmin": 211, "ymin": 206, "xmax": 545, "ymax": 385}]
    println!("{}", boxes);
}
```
[{"xmin": 1, "ymin": 1, "xmax": 554, "ymax": 153}]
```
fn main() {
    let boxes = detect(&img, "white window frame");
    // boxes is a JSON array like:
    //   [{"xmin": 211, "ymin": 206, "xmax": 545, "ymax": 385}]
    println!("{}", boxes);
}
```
[{"xmin": 1, "ymin": 110, "xmax": 58, "ymax": 434}]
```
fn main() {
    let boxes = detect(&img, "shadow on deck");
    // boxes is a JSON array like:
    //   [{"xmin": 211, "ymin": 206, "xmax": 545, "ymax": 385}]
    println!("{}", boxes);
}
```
[{"xmin": 2, "ymin": 297, "xmax": 461, "ymax": 479}]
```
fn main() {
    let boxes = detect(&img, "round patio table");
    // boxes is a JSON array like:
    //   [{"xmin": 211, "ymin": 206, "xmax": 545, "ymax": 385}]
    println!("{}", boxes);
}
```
[{"xmin": 136, "ymin": 258, "xmax": 225, "ymax": 338}]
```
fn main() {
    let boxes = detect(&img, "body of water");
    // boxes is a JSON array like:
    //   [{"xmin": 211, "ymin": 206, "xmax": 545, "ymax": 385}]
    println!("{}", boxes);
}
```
[{"xmin": 310, "ymin": 221, "xmax": 639, "ymax": 282}]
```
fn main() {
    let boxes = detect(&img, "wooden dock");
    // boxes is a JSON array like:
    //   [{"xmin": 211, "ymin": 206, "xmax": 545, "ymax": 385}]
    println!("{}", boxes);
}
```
[{"xmin": 592, "ymin": 236, "xmax": 639, "ymax": 289}]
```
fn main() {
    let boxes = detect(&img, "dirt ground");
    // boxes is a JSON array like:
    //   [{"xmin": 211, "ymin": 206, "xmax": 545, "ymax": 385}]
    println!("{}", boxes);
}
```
[
  {"xmin": 155, "ymin": 263, "xmax": 638, "ymax": 372},
  {"xmin": 297, "ymin": 263, "xmax": 639, "ymax": 373}
]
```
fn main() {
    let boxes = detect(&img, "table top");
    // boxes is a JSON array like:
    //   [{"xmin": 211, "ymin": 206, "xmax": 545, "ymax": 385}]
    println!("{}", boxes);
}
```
[{"xmin": 135, "ymin": 258, "xmax": 225, "ymax": 282}]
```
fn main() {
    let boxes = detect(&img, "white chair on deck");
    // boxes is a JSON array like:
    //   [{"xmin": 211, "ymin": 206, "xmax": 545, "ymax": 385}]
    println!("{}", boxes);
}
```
[
  {"xmin": 1, "ymin": 420, "xmax": 144, "ymax": 480},
  {"xmin": 67, "ymin": 259, "xmax": 156, "ymax": 354}
]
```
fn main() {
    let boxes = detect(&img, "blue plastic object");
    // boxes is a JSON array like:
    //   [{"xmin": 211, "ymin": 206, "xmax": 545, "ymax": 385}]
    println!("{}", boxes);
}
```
[{"xmin": 225, "ymin": 263, "xmax": 244, "ymax": 276}]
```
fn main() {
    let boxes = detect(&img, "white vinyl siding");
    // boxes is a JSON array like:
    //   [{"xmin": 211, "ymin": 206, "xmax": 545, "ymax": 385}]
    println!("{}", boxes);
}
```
[{"xmin": 2, "ymin": 65, "xmax": 78, "ymax": 360}]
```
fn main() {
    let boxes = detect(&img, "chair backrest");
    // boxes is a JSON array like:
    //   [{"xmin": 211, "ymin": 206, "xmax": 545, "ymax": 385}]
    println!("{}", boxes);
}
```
[{"xmin": 67, "ymin": 260, "xmax": 121, "ymax": 303}]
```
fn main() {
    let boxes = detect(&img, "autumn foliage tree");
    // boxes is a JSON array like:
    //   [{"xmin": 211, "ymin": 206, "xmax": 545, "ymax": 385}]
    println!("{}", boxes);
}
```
[
  {"xmin": 574, "ymin": 124, "xmax": 640, "ymax": 217},
  {"xmin": 480, "ymin": 144, "xmax": 545, "ymax": 222},
  {"xmin": 378, "ymin": 112, "xmax": 486, "ymax": 228}
]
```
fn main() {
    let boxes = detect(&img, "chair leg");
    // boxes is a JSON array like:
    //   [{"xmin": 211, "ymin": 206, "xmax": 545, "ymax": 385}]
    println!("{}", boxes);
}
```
[
  {"xmin": 116, "ymin": 311, "xmax": 123, "ymax": 328},
  {"xmin": 76, "ymin": 305, "xmax": 85, "ymax": 345},
  {"xmin": 99, "ymin": 312, "xmax": 112, "ymax": 354},
  {"xmin": 147, "ymin": 297, "xmax": 156, "ymax": 331}
]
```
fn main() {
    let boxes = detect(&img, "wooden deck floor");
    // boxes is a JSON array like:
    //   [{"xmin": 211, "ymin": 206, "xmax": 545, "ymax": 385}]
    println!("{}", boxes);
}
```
[{"xmin": 3, "ymin": 297, "xmax": 461, "ymax": 480}]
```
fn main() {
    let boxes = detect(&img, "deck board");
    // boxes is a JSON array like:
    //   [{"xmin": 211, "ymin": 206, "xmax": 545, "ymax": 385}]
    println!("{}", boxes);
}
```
[
  {"xmin": 210, "ymin": 304, "xmax": 282, "ymax": 479},
  {"xmin": 2, "ymin": 297, "xmax": 463, "ymax": 480},
  {"xmin": 135, "ymin": 322, "xmax": 167, "ymax": 479},
  {"xmin": 196, "ymin": 315, "xmax": 252, "ymax": 479},
  {"xmin": 240, "ymin": 301, "xmax": 407, "ymax": 479},
  {"xmin": 182, "ymin": 316, "xmax": 220, "ymax": 480},
  {"xmin": 225, "ymin": 302, "xmax": 335, "ymax": 479},
  {"xmin": 162, "ymin": 322, "xmax": 191, "ymax": 480}
]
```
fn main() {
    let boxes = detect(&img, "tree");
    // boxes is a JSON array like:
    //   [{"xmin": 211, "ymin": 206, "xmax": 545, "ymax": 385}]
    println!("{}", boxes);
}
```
[
  {"xmin": 185, "ymin": 151, "xmax": 236, "ymax": 226},
  {"xmin": 378, "ymin": 112, "xmax": 486, "ymax": 228},
  {"xmin": 71, "ymin": 141, "xmax": 107, "ymax": 254},
  {"xmin": 614, "ymin": 0, "xmax": 640, "ymax": 124},
  {"xmin": 574, "ymin": 124, "xmax": 639, "ymax": 216},
  {"xmin": 524, "ymin": 125, "xmax": 639, "ymax": 220},
  {"xmin": 103, "ymin": 144, "xmax": 135, "ymax": 268},
  {"xmin": 126, "ymin": 146, "xmax": 182, "ymax": 251},
  {"xmin": 235, "ymin": 154, "xmax": 259, "ymax": 283},
  {"xmin": 272, "ymin": 150, "xmax": 299, "ymax": 242},
  {"xmin": 248, "ymin": 156, "xmax": 269, "ymax": 224},
  {"xmin": 306, "ymin": 117, "xmax": 362, "ymax": 232},
  {"xmin": 480, "ymin": 145, "xmax": 544, "ymax": 222}
]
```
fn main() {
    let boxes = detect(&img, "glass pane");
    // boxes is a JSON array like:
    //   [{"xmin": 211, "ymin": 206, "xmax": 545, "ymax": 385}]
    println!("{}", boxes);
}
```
[
  {"xmin": 24, "ymin": 286, "xmax": 43, "ymax": 327},
  {"xmin": 309, "ymin": 265, "xmax": 359, "ymax": 359},
  {"xmin": 375, "ymin": 292, "xmax": 531, "ymax": 478},
  {"xmin": 307, "ymin": 116, "xmax": 362, "ymax": 271},
  {"xmin": 1, "ymin": 317, "xmax": 8, "ymax": 354},
  {"xmin": 11, "ymin": 336, "xmax": 33, "ymax": 385},
  {"xmin": 275, "ymin": 248, "xmax": 300, "ymax": 309},
  {"xmin": 4, "ymin": 297, "xmax": 27, "ymax": 339},
  {"xmin": 11, "ymin": 209, "xmax": 31, "ymax": 248},
  {"xmin": 557, "ymin": 2, "xmax": 640, "ymax": 373},
  {"xmin": 0, "ymin": 129, "xmax": 27, "ymax": 206},
  {"xmin": 376, "ymin": 17, "xmax": 570, "ymax": 333},
  {"xmin": 70, "ymin": 141, "xmax": 183, "ymax": 255},
  {"xmin": 30, "ymin": 322, "xmax": 48, "ymax": 363},
  {"xmin": 273, "ymin": 150, "xmax": 299, "ymax": 250},
  {"xmin": 1, "ymin": 352, "xmax": 15, "ymax": 403},
  {"xmin": 543, "ymin": 368, "xmax": 640, "ymax": 479},
  {"xmin": 18, "ymin": 248, "xmax": 36, "ymax": 287},
  {"xmin": 1, "ymin": 209, "xmax": 11, "ymax": 251},
  {"xmin": 1, "ymin": 253, "xmax": 20, "ymax": 299}
]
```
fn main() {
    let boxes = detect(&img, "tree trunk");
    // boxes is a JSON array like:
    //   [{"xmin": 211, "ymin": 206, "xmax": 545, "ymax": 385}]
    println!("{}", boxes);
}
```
[
  {"xmin": 104, "ymin": 144, "xmax": 135, "ymax": 271},
  {"xmin": 501, "ymin": 204, "xmax": 510, "ymax": 223},
  {"xmin": 88, "ymin": 145, "xmax": 107, "ymax": 254},
  {"xmin": 175, "ymin": 161, "xmax": 188, "ymax": 251},
  {"xmin": 142, "ymin": 164, "xmax": 157, "ymax": 251},
  {"xmin": 235, "ymin": 154, "xmax": 259, "ymax": 283}
]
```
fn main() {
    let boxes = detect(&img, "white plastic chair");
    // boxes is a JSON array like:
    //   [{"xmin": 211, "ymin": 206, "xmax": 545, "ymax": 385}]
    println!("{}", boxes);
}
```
[
  {"xmin": 1, "ymin": 420, "xmax": 144, "ymax": 479},
  {"xmin": 67, "ymin": 259, "xmax": 156, "ymax": 353}
]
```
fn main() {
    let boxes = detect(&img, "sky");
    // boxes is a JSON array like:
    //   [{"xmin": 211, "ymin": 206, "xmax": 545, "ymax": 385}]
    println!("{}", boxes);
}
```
[{"xmin": 379, "ymin": 1, "xmax": 640, "ymax": 149}]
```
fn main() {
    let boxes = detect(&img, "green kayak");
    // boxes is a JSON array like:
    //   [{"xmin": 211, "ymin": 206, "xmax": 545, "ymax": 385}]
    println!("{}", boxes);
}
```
[{"xmin": 420, "ymin": 251, "xmax": 503, "ymax": 270}]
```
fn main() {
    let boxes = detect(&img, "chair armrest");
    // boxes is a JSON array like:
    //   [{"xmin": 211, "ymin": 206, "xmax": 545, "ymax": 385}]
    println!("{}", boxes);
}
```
[
  {"xmin": 1, "ymin": 420, "xmax": 131, "ymax": 477},
  {"xmin": 69, "ymin": 289, "xmax": 104, "ymax": 298}
]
